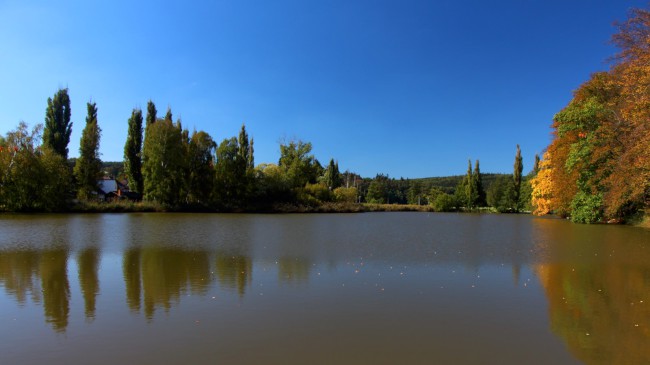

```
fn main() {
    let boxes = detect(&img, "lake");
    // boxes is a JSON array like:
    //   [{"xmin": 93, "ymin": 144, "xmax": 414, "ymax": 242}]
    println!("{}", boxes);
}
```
[{"xmin": 0, "ymin": 212, "xmax": 648, "ymax": 364}]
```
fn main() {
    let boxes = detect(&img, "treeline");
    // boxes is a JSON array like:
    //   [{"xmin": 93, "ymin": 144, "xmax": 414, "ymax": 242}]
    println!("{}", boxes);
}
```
[
  {"xmin": 531, "ymin": 8, "xmax": 650, "ymax": 223},
  {"xmin": 349, "ymin": 148, "xmax": 535, "ymax": 213},
  {"xmin": 0, "ymin": 91, "xmax": 536, "ymax": 213}
]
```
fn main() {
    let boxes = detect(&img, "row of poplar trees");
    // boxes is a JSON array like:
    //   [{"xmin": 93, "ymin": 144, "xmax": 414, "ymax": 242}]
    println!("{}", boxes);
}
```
[
  {"xmin": 122, "ymin": 101, "xmax": 349, "ymax": 209},
  {"xmin": 0, "ymin": 89, "xmax": 349, "ymax": 211},
  {"xmin": 123, "ymin": 101, "xmax": 256, "ymax": 208},
  {"xmin": 447, "ymin": 145, "xmax": 531, "ymax": 212}
]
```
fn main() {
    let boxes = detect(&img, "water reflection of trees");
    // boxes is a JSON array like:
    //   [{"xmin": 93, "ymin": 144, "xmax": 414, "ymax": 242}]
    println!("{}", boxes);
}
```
[
  {"xmin": 278, "ymin": 257, "xmax": 311, "ymax": 284},
  {"xmin": 122, "ymin": 246, "xmax": 213, "ymax": 319},
  {"xmin": 0, "ymin": 247, "xmax": 72, "ymax": 332},
  {"xmin": 215, "ymin": 251, "xmax": 252, "ymax": 297},
  {"xmin": 534, "ymin": 225, "xmax": 650, "ymax": 365},
  {"xmin": 77, "ymin": 247, "xmax": 100, "ymax": 320}
]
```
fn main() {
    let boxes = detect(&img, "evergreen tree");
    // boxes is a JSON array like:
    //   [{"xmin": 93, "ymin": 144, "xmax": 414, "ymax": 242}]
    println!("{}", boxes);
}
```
[
  {"xmin": 43, "ymin": 88, "xmax": 73, "ymax": 159},
  {"xmin": 533, "ymin": 154, "xmax": 540, "ymax": 175},
  {"xmin": 74, "ymin": 102, "xmax": 102, "ymax": 200},
  {"xmin": 513, "ymin": 145, "xmax": 524, "ymax": 212},
  {"xmin": 124, "ymin": 108, "xmax": 144, "ymax": 193},
  {"xmin": 473, "ymin": 160, "xmax": 486, "ymax": 207}
]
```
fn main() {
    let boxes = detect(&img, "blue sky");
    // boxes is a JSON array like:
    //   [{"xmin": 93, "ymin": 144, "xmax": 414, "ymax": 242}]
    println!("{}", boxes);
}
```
[{"xmin": 0, "ymin": 0, "xmax": 646, "ymax": 178}]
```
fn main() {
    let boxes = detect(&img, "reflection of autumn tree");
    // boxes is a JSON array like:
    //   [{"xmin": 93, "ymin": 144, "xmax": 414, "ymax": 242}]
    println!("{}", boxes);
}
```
[
  {"xmin": 77, "ymin": 247, "xmax": 100, "ymax": 320},
  {"xmin": 40, "ymin": 248, "xmax": 70, "ymax": 332},
  {"xmin": 536, "ymin": 248, "xmax": 650, "ymax": 364},
  {"xmin": 138, "ymin": 247, "xmax": 212, "ymax": 319},
  {"xmin": 215, "ymin": 251, "xmax": 252, "ymax": 297},
  {"xmin": 278, "ymin": 257, "xmax": 311, "ymax": 284},
  {"xmin": 0, "ymin": 249, "xmax": 41, "ymax": 305}
]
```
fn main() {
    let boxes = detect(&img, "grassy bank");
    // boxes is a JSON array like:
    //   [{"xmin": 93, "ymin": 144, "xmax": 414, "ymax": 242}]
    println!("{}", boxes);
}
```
[
  {"xmin": 67, "ymin": 201, "xmax": 442, "ymax": 214},
  {"xmin": 69, "ymin": 200, "xmax": 165, "ymax": 213}
]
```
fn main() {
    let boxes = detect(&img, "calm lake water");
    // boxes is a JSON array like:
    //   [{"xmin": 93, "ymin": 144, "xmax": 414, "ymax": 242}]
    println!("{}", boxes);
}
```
[{"xmin": 0, "ymin": 212, "xmax": 648, "ymax": 364}]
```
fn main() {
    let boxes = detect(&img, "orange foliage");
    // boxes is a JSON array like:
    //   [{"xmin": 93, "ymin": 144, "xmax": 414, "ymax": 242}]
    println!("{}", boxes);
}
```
[
  {"xmin": 542, "ymin": 8, "xmax": 650, "ymax": 220},
  {"xmin": 530, "ymin": 151, "xmax": 553, "ymax": 215}
]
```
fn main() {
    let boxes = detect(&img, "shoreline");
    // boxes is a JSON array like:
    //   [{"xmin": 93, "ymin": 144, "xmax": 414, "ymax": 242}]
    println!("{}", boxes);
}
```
[{"xmin": 3, "ymin": 202, "xmax": 647, "ymax": 228}]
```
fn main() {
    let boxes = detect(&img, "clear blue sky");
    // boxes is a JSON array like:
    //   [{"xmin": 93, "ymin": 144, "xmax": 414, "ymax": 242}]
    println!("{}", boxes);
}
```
[{"xmin": 1, "ymin": 0, "xmax": 646, "ymax": 178}]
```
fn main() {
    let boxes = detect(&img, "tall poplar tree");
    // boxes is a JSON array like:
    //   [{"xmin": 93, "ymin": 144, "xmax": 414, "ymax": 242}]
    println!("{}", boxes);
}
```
[
  {"xmin": 324, "ymin": 158, "xmax": 342, "ymax": 190},
  {"xmin": 145, "ymin": 100, "xmax": 157, "ymax": 128},
  {"xmin": 43, "ymin": 88, "xmax": 73, "ymax": 159},
  {"xmin": 164, "ymin": 107, "xmax": 173, "ymax": 122},
  {"xmin": 533, "ymin": 154, "xmax": 540, "ymax": 175},
  {"xmin": 513, "ymin": 144, "xmax": 524, "ymax": 212},
  {"xmin": 473, "ymin": 160, "xmax": 486, "ymax": 207},
  {"xmin": 124, "ymin": 108, "xmax": 144, "ymax": 193},
  {"xmin": 456, "ymin": 159, "xmax": 478, "ymax": 208},
  {"xmin": 74, "ymin": 102, "xmax": 102, "ymax": 200},
  {"xmin": 142, "ymin": 118, "xmax": 185, "ymax": 206}
]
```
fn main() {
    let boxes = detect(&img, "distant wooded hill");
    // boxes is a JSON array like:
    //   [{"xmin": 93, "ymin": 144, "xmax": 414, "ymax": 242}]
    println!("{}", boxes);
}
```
[
  {"xmin": 98, "ymin": 160, "xmax": 507, "ymax": 196},
  {"xmin": 410, "ymin": 173, "xmax": 508, "ymax": 195}
]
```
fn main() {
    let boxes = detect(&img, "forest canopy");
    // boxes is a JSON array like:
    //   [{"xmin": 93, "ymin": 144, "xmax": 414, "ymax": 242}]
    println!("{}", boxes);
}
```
[{"xmin": 531, "ymin": 7, "xmax": 650, "ymax": 223}]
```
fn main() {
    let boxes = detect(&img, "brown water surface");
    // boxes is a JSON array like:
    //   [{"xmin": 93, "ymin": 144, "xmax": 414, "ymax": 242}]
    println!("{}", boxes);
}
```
[{"xmin": 0, "ymin": 213, "xmax": 648, "ymax": 364}]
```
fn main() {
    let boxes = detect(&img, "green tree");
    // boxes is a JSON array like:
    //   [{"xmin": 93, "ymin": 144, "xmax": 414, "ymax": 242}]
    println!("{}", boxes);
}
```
[
  {"xmin": 164, "ymin": 107, "xmax": 173, "ymax": 122},
  {"xmin": 407, "ymin": 180, "xmax": 425, "ymax": 205},
  {"xmin": 366, "ymin": 174, "xmax": 389, "ymax": 204},
  {"xmin": 513, "ymin": 145, "xmax": 524, "ymax": 212},
  {"xmin": 278, "ymin": 140, "xmax": 322, "ymax": 189},
  {"xmin": 455, "ymin": 160, "xmax": 478, "ymax": 208},
  {"xmin": 473, "ymin": 160, "xmax": 486, "ymax": 207},
  {"xmin": 333, "ymin": 186, "xmax": 357, "ymax": 202},
  {"xmin": 74, "ymin": 102, "xmax": 102, "ymax": 200},
  {"xmin": 124, "ymin": 109, "xmax": 144, "ymax": 193},
  {"xmin": 213, "ymin": 137, "xmax": 241, "ymax": 207},
  {"xmin": 533, "ymin": 154, "xmax": 540, "ymax": 175},
  {"xmin": 43, "ymin": 88, "xmax": 73, "ymax": 159},
  {"xmin": 487, "ymin": 175, "xmax": 515, "ymax": 212},
  {"xmin": 323, "ymin": 158, "xmax": 342, "ymax": 191},
  {"xmin": 254, "ymin": 163, "xmax": 292, "ymax": 204},
  {"xmin": 141, "ymin": 118, "xmax": 185, "ymax": 206},
  {"xmin": 432, "ymin": 193, "xmax": 456, "ymax": 212},
  {"xmin": 236, "ymin": 124, "xmax": 255, "ymax": 202},
  {"xmin": 187, "ymin": 130, "xmax": 216, "ymax": 205},
  {"xmin": 0, "ymin": 122, "xmax": 69, "ymax": 211},
  {"xmin": 146, "ymin": 100, "xmax": 157, "ymax": 127}
]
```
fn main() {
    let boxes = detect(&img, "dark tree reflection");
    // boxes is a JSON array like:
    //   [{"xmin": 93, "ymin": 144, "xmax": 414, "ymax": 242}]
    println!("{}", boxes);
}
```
[
  {"xmin": 122, "ymin": 246, "xmax": 212, "ymax": 319},
  {"xmin": 77, "ymin": 247, "xmax": 100, "ymax": 320},
  {"xmin": 215, "ymin": 251, "xmax": 252, "ymax": 297},
  {"xmin": 40, "ymin": 248, "xmax": 70, "ymax": 332}
]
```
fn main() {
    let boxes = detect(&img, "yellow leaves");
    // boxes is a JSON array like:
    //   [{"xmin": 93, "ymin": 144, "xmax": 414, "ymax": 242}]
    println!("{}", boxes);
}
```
[{"xmin": 531, "ymin": 152, "xmax": 554, "ymax": 216}]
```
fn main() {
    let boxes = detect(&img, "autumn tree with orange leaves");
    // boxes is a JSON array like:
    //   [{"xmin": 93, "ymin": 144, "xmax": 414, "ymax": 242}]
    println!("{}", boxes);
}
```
[{"xmin": 533, "ymin": 7, "xmax": 650, "ymax": 222}]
